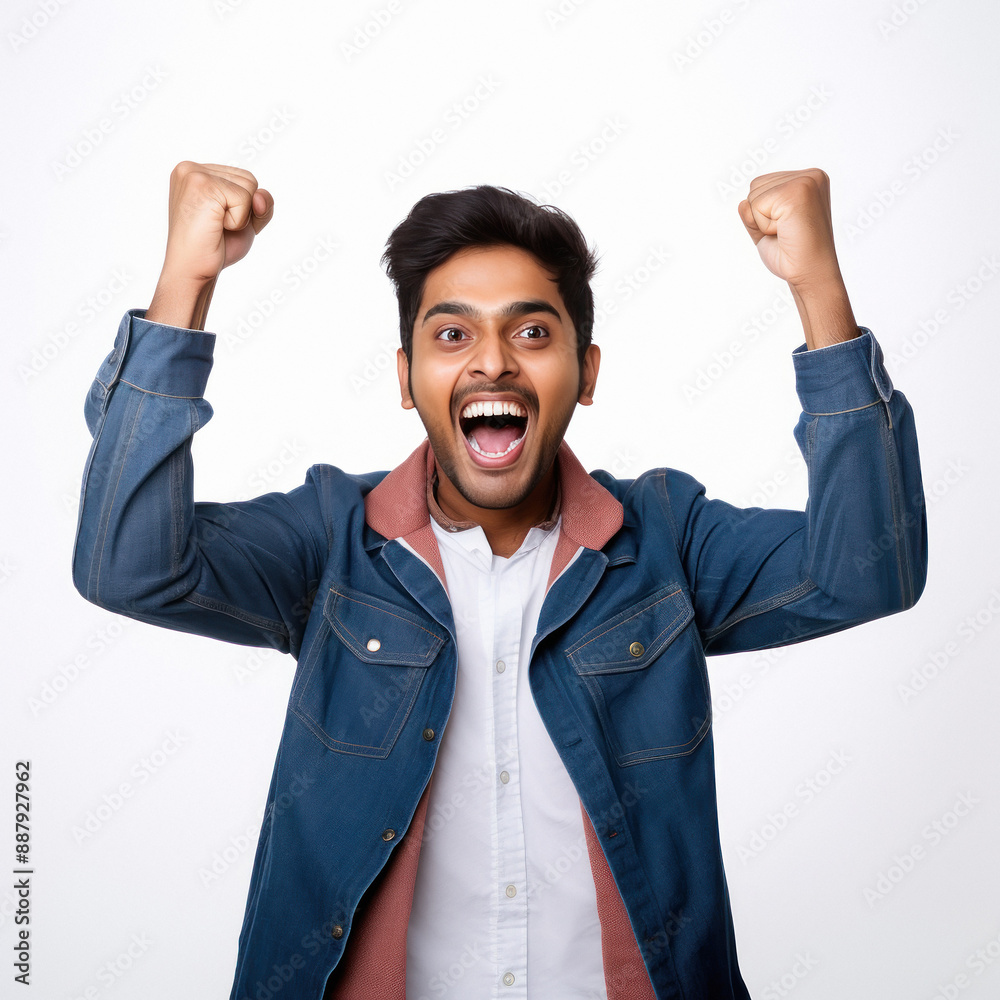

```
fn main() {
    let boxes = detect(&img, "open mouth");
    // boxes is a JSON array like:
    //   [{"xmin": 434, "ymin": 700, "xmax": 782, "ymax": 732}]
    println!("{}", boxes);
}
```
[{"xmin": 458, "ymin": 399, "xmax": 529, "ymax": 463}]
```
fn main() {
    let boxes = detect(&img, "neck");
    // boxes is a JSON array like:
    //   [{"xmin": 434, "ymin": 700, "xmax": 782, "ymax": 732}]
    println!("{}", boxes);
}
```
[{"xmin": 434, "ymin": 465, "xmax": 557, "ymax": 558}]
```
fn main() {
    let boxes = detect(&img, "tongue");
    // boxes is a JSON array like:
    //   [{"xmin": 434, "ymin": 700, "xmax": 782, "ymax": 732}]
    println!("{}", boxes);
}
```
[{"xmin": 470, "ymin": 422, "xmax": 522, "ymax": 455}]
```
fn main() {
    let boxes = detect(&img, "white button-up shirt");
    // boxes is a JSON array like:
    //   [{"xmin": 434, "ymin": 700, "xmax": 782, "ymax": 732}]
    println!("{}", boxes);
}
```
[{"xmin": 404, "ymin": 514, "xmax": 608, "ymax": 1000}]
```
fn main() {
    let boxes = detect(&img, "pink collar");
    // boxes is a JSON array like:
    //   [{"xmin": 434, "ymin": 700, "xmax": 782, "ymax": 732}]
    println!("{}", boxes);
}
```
[{"xmin": 365, "ymin": 438, "xmax": 623, "ymax": 551}]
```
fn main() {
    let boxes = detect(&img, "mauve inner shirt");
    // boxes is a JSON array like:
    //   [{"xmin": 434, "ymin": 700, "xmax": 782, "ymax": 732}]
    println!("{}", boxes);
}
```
[{"xmin": 402, "ymin": 500, "xmax": 607, "ymax": 1000}]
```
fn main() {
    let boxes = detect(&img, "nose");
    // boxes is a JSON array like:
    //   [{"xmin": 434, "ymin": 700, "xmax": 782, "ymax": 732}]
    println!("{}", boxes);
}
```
[{"xmin": 468, "ymin": 330, "xmax": 518, "ymax": 383}]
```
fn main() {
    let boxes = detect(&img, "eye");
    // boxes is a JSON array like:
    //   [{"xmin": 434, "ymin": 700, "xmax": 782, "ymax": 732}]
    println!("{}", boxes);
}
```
[
  {"xmin": 436, "ymin": 327, "xmax": 468, "ymax": 342},
  {"xmin": 516, "ymin": 325, "xmax": 548, "ymax": 340}
]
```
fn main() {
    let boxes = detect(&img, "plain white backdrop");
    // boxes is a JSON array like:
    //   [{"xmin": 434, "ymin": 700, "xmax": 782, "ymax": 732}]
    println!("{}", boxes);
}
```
[{"xmin": 3, "ymin": 0, "xmax": 999, "ymax": 997}]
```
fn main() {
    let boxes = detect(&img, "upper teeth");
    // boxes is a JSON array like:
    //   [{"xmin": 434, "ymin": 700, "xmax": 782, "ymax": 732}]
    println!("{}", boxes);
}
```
[{"xmin": 461, "ymin": 400, "xmax": 527, "ymax": 419}]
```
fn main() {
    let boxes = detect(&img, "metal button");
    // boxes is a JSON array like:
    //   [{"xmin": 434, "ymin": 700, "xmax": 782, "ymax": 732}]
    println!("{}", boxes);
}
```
[
  {"xmin": 331, "ymin": 924, "xmax": 343, "ymax": 939},
  {"xmin": 495, "ymin": 660, "xmax": 506, "ymax": 673},
  {"xmin": 381, "ymin": 829, "xmax": 395, "ymax": 842},
  {"xmin": 422, "ymin": 728, "xmax": 435, "ymax": 741},
  {"xmin": 629, "ymin": 641, "xmax": 644, "ymax": 657},
  {"xmin": 505, "ymin": 884, "xmax": 517, "ymax": 898},
  {"xmin": 367, "ymin": 638, "xmax": 381, "ymax": 652},
  {"xmin": 502, "ymin": 972, "xmax": 515, "ymax": 987},
  {"xmin": 499, "ymin": 770, "xmax": 509, "ymax": 784}
]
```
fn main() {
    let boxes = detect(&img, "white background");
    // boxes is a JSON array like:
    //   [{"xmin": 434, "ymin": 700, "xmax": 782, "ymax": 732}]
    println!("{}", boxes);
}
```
[{"xmin": 3, "ymin": 0, "xmax": 999, "ymax": 997}]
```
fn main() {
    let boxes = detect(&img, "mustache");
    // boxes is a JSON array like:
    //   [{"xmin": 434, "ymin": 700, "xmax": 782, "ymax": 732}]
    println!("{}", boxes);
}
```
[{"xmin": 453, "ymin": 382, "xmax": 537, "ymax": 416}]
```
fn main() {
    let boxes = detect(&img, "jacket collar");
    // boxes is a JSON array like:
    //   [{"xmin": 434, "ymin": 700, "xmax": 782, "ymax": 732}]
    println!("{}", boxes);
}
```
[{"xmin": 365, "ymin": 438, "xmax": 624, "ymax": 553}]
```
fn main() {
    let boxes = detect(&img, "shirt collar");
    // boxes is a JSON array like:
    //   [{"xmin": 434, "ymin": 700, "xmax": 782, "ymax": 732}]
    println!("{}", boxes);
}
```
[
  {"xmin": 425, "ymin": 449, "xmax": 562, "ymax": 535},
  {"xmin": 364, "ymin": 438, "xmax": 623, "ymax": 553}
]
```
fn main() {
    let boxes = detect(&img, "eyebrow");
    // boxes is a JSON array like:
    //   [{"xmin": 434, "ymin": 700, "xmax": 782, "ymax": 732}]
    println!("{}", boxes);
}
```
[{"xmin": 420, "ymin": 299, "xmax": 563, "ymax": 326}]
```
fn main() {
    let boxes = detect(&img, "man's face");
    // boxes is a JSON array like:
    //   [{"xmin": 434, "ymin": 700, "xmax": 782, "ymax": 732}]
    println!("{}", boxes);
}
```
[{"xmin": 397, "ymin": 244, "xmax": 600, "ymax": 515}]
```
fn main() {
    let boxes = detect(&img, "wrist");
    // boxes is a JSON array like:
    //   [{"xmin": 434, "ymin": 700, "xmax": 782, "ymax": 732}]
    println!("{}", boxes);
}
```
[
  {"xmin": 788, "ymin": 273, "xmax": 859, "ymax": 350},
  {"xmin": 146, "ymin": 271, "xmax": 217, "ymax": 331}
]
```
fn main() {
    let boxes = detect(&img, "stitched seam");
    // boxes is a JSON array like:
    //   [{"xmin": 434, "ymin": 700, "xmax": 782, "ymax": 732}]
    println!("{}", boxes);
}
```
[
  {"xmin": 704, "ymin": 578, "xmax": 818, "ymax": 642},
  {"xmin": 119, "ymin": 378, "xmax": 204, "ymax": 399},
  {"xmin": 575, "ymin": 606, "xmax": 688, "ymax": 671},
  {"xmin": 802, "ymin": 399, "xmax": 880, "ymax": 416},
  {"xmin": 328, "ymin": 585, "xmax": 445, "ymax": 651},
  {"xmin": 183, "ymin": 591, "xmax": 289, "ymax": 636},
  {"xmin": 570, "ymin": 588, "xmax": 683, "ymax": 654},
  {"xmin": 93, "ymin": 394, "xmax": 145, "ymax": 601}
]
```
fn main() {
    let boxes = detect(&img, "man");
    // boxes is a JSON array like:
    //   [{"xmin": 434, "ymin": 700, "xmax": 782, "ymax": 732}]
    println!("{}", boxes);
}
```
[{"xmin": 72, "ymin": 161, "xmax": 927, "ymax": 999}]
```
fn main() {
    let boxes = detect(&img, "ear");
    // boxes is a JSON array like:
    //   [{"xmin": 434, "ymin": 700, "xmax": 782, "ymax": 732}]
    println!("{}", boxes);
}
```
[
  {"xmin": 397, "ymin": 348, "xmax": 415, "ymax": 409},
  {"xmin": 577, "ymin": 344, "xmax": 601, "ymax": 405}
]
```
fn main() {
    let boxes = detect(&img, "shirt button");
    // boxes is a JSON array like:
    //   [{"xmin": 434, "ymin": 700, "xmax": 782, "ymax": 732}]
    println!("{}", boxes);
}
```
[
  {"xmin": 502, "ymin": 972, "xmax": 515, "ymax": 987},
  {"xmin": 496, "ymin": 660, "xmax": 506, "ymax": 673},
  {"xmin": 330, "ymin": 924, "xmax": 343, "ymax": 939},
  {"xmin": 381, "ymin": 829, "xmax": 395, "ymax": 842},
  {"xmin": 422, "ymin": 728, "xmax": 435, "ymax": 741},
  {"xmin": 629, "ymin": 641, "xmax": 644, "ymax": 657},
  {"xmin": 505, "ymin": 884, "xmax": 517, "ymax": 898},
  {"xmin": 499, "ymin": 770, "xmax": 509, "ymax": 784},
  {"xmin": 367, "ymin": 638, "xmax": 381, "ymax": 652}
]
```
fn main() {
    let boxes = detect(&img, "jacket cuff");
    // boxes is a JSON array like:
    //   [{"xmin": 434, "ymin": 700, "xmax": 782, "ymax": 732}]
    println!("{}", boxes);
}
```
[
  {"xmin": 791, "ymin": 328, "xmax": 893, "ymax": 414},
  {"xmin": 100, "ymin": 308, "xmax": 216, "ymax": 398}
]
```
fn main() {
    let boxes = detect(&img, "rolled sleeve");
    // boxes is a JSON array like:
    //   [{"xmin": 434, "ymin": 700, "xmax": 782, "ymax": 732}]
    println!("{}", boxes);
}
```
[
  {"xmin": 791, "ymin": 327, "xmax": 894, "ymax": 415},
  {"xmin": 96, "ymin": 307, "xmax": 216, "ymax": 399}
]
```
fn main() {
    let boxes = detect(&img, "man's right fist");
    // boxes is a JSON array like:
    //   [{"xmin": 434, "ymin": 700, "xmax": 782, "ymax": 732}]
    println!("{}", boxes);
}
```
[{"xmin": 161, "ymin": 161, "xmax": 274, "ymax": 285}]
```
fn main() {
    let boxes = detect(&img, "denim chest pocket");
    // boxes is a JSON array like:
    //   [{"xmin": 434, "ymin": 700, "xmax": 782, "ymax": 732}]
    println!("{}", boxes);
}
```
[
  {"xmin": 291, "ymin": 584, "xmax": 447, "ymax": 758},
  {"xmin": 566, "ymin": 583, "xmax": 710, "ymax": 766}
]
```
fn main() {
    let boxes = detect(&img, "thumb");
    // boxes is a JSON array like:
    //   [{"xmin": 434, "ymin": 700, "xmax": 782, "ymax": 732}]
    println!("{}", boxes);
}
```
[
  {"xmin": 250, "ymin": 188, "xmax": 275, "ymax": 235},
  {"xmin": 737, "ymin": 198, "xmax": 764, "ymax": 245}
]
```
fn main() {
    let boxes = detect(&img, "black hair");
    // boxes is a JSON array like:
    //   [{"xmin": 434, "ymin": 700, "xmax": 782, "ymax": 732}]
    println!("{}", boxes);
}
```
[{"xmin": 381, "ymin": 185, "xmax": 599, "ymax": 369}]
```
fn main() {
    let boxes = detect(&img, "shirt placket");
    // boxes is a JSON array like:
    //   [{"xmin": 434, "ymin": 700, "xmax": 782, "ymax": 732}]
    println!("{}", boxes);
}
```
[{"xmin": 490, "ymin": 552, "xmax": 529, "ymax": 999}]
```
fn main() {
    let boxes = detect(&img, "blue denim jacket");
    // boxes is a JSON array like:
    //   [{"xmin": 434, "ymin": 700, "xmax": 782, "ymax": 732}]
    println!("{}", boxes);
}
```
[{"xmin": 73, "ymin": 309, "xmax": 926, "ymax": 1000}]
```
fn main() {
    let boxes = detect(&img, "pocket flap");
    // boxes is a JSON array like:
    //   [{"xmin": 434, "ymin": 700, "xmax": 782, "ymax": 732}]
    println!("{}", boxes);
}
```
[
  {"xmin": 323, "ymin": 584, "xmax": 447, "ymax": 667},
  {"xmin": 567, "ymin": 584, "xmax": 694, "ymax": 675}
]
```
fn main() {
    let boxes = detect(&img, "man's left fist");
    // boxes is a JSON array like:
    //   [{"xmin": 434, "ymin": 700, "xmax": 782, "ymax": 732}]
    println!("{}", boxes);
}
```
[{"xmin": 738, "ymin": 169, "xmax": 843, "ymax": 291}]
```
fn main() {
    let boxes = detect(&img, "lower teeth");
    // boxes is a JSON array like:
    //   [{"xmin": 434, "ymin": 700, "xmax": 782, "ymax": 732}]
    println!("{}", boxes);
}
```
[{"xmin": 469, "ymin": 432, "xmax": 524, "ymax": 458}]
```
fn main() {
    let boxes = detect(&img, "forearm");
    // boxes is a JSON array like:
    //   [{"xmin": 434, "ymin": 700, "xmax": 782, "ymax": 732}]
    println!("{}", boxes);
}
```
[
  {"xmin": 145, "ymin": 273, "xmax": 218, "ymax": 331},
  {"xmin": 72, "ymin": 310, "xmax": 326, "ymax": 653},
  {"xmin": 684, "ymin": 329, "xmax": 927, "ymax": 654},
  {"xmin": 789, "ymin": 274, "xmax": 860, "ymax": 351}
]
